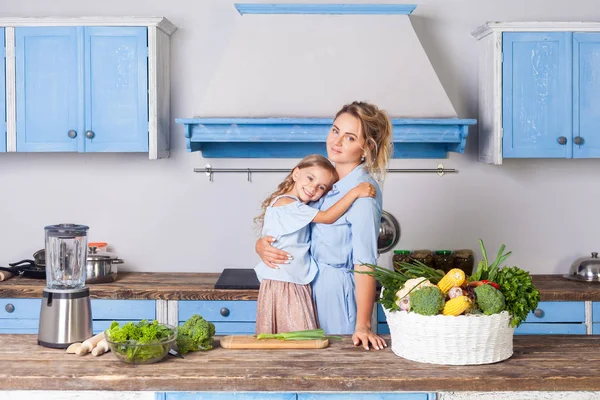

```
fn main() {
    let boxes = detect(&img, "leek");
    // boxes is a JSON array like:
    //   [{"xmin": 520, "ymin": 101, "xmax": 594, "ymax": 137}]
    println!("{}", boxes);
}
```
[{"xmin": 256, "ymin": 329, "xmax": 341, "ymax": 341}]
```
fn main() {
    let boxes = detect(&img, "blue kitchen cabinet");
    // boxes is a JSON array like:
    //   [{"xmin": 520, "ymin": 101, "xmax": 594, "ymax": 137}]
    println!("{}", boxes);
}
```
[
  {"xmin": 157, "ymin": 393, "xmax": 296, "ymax": 400},
  {"xmin": 514, "ymin": 301, "xmax": 586, "ymax": 335},
  {"xmin": 178, "ymin": 300, "xmax": 257, "ymax": 335},
  {"xmin": 0, "ymin": 298, "xmax": 155, "ymax": 334},
  {"xmin": 475, "ymin": 25, "xmax": 600, "ymax": 164},
  {"xmin": 573, "ymin": 33, "xmax": 600, "ymax": 158},
  {"xmin": 591, "ymin": 302, "xmax": 600, "ymax": 334},
  {"xmin": 0, "ymin": 28, "xmax": 6, "ymax": 152},
  {"xmin": 15, "ymin": 26, "xmax": 148, "ymax": 153},
  {"xmin": 502, "ymin": 32, "xmax": 572, "ymax": 158},
  {"xmin": 157, "ymin": 392, "xmax": 435, "ymax": 399}
]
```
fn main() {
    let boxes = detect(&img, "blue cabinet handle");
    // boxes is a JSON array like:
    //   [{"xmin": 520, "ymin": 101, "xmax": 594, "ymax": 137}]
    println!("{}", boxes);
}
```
[
  {"xmin": 573, "ymin": 136, "xmax": 584, "ymax": 145},
  {"xmin": 557, "ymin": 136, "xmax": 567, "ymax": 145},
  {"xmin": 67, "ymin": 130, "xmax": 77, "ymax": 138},
  {"xmin": 534, "ymin": 308, "xmax": 544, "ymax": 318},
  {"xmin": 220, "ymin": 307, "xmax": 230, "ymax": 317},
  {"xmin": 85, "ymin": 130, "xmax": 95, "ymax": 139},
  {"xmin": 5, "ymin": 303, "xmax": 15, "ymax": 313}
]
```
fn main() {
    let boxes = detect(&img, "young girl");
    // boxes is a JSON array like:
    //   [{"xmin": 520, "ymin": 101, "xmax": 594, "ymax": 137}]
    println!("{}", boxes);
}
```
[{"xmin": 254, "ymin": 154, "xmax": 375, "ymax": 334}]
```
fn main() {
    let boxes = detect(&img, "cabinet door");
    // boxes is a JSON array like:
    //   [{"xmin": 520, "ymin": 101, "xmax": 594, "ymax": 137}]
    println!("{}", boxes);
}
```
[
  {"xmin": 15, "ymin": 27, "xmax": 81, "ymax": 152},
  {"xmin": 573, "ymin": 33, "xmax": 600, "ymax": 158},
  {"xmin": 1, "ymin": 28, "xmax": 5, "ymax": 152},
  {"xmin": 502, "ymin": 32, "xmax": 572, "ymax": 158},
  {"xmin": 84, "ymin": 27, "xmax": 148, "ymax": 152},
  {"xmin": 179, "ymin": 300, "xmax": 257, "ymax": 335}
]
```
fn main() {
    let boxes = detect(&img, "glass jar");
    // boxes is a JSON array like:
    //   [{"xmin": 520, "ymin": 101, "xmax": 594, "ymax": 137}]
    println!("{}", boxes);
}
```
[
  {"xmin": 392, "ymin": 250, "xmax": 412, "ymax": 272},
  {"xmin": 45, "ymin": 224, "xmax": 89, "ymax": 290},
  {"xmin": 454, "ymin": 249, "xmax": 475, "ymax": 276},
  {"xmin": 434, "ymin": 250, "xmax": 455, "ymax": 273},
  {"xmin": 410, "ymin": 250, "xmax": 434, "ymax": 268}
]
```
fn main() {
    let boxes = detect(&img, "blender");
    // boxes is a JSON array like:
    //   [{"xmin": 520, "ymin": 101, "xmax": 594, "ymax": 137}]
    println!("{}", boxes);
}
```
[{"xmin": 38, "ymin": 224, "xmax": 93, "ymax": 348}]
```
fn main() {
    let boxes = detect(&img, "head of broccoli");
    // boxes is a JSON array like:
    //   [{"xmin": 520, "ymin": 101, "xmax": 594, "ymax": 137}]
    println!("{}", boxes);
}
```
[
  {"xmin": 176, "ymin": 314, "xmax": 216, "ymax": 354},
  {"xmin": 410, "ymin": 286, "xmax": 445, "ymax": 316},
  {"xmin": 474, "ymin": 283, "xmax": 506, "ymax": 315}
]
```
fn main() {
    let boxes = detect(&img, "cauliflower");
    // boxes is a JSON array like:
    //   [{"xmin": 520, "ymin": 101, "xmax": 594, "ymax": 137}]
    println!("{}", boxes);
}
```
[
  {"xmin": 410, "ymin": 286, "xmax": 445, "ymax": 316},
  {"xmin": 474, "ymin": 284, "xmax": 506, "ymax": 315},
  {"xmin": 394, "ymin": 278, "xmax": 434, "ymax": 310}
]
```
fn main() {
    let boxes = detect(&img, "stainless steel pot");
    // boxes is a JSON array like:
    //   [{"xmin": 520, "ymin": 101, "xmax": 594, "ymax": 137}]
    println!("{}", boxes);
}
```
[
  {"xmin": 85, "ymin": 247, "xmax": 124, "ymax": 284},
  {"xmin": 564, "ymin": 252, "xmax": 600, "ymax": 283}
]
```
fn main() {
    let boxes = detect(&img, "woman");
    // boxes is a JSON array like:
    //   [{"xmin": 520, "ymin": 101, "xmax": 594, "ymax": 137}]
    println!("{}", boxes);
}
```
[{"xmin": 256, "ymin": 101, "xmax": 393, "ymax": 351}]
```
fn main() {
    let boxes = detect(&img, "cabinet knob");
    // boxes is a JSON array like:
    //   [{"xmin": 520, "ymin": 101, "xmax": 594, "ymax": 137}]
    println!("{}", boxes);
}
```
[
  {"xmin": 5, "ymin": 303, "xmax": 15, "ymax": 313},
  {"xmin": 573, "ymin": 136, "xmax": 584, "ymax": 145},
  {"xmin": 557, "ymin": 136, "xmax": 567, "ymax": 145},
  {"xmin": 85, "ymin": 130, "xmax": 95, "ymax": 139},
  {"xmin": 533, "ymin": 308, "xmax": 544, "ymax": 318},
  {"xmin": 220, "ymin": 307, "xmax": 230, "ymax": 317},
  {"xmin": 67, "ymin": 130, "xmax": 77, "ymax": 139}
]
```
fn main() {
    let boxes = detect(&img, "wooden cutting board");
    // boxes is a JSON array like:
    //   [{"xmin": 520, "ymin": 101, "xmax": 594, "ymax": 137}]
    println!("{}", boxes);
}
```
[{"xmin": 220, "ymin": 335, "xmax": 329, "ymax": 349}]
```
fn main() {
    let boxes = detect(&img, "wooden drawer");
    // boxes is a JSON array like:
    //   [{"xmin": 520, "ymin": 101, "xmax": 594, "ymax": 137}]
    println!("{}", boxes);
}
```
[
  {"xmin": 91, "ymin": 299, "xmax": 155, "ymax": 320},
  {"xmin": 298, "ymin": 394, "xmax": 434, "ymax": 400},
  {"xmin": 160, "ymin": 393, "xmax": 296, "ymax": 400},
  {"xmin": 523, "ymin": 301, "xmax": 585, "ymax": 323},
  {"xmin": 0, "ymin": 298, "xmax": 41, "ymax": 319},
  {"xmin": 515, "ymin": 323, "xmax": 587, "ymax": 335},
  {"xmin": 179, "ymin": 300, "xmax": 257, "ymax": 322},
  {"xmin": 592, "ymin": 302, "xmax": 600, "ymax": 322}
]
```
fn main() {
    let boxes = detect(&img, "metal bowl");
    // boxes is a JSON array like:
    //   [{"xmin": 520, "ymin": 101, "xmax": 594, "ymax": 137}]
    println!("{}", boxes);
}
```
[
  {"xmin": 563, "ymin": 252, "xmax": 600, "ymax": 283},
  {"xmin": 378, "ymin": 210, "xmax": 400, "ymax": 254}
]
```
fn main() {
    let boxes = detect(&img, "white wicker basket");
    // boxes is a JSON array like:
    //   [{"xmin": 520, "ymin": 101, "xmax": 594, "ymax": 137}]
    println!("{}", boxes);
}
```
[{"xmin": 383, "ymin": 307, "xmax": 514, "ymax": 365}]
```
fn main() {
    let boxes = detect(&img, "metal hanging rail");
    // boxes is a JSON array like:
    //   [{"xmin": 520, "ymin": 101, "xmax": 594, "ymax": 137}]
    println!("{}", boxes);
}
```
[{"xmin": 194, "ymin": 163, "xmax": 456, "ymax": 182}]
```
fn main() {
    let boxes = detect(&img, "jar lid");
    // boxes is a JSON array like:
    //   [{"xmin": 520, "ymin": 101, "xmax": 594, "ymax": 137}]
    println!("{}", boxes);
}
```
[
  {"xmin": 45, "ymin": 223, "xmax": 89, "ymax": 237},
  {"xmin": 88, "ymin": 246, "xmax": 118, "ymax": 260},
  {"xmin": 435, "ymin": 250, "xmax": 452, "ymax": 255},
  {"xmin": 393, "ymin": 250, "xmax": 410, "ymax": 255}
]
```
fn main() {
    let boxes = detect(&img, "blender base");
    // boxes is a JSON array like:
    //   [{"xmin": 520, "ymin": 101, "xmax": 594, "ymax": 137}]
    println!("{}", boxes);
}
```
[{"xmin": 37, "ymin": 287, "xmax": 93, "ymax": 348}]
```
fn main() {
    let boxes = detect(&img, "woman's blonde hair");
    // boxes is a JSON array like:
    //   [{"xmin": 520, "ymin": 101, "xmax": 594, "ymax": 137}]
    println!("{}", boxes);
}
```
[
  {"xmin": 254, "ymin": 154, "xmax": 338, "ymax": 230},
  {"xmin": 335, "ymin": 101, "xmax": 393, "ymax": 181}
]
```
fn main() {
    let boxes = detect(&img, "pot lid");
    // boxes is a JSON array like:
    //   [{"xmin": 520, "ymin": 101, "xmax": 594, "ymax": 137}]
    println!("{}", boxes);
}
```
[{"xmin": 87, "ymin": 246, "xmax": 119, "ymax": 261}]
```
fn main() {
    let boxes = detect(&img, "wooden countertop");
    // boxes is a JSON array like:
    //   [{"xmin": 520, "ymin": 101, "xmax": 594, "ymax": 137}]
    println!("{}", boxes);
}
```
[
  {"xmin": 1, "ymin": 272, "xmax": 600, "ymax": 301},
  {"xmin": 2, "ymin": 334, "xmax": 600, "ymax": 392}
]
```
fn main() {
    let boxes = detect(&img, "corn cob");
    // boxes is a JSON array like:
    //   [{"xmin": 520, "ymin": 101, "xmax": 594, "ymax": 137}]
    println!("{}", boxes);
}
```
[
  {"xmin": 442, "ymin": 295, "xmax": 471, "ymax": 316},
  {"xmin": 437, "ymin": 268, "xmax": 466, "ymax": 294}
]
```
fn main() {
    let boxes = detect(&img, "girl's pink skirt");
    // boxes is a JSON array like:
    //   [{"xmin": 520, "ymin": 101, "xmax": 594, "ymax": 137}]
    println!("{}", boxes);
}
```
[{"xmin": 255, "ymin": 279, "xmax": 319, "ymax": 334}]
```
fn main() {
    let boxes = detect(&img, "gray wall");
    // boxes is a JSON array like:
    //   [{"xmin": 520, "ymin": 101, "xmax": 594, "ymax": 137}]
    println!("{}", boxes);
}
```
[{"xmin": 1, "ymin": 0, "xmax": 599, "ymax": 275}]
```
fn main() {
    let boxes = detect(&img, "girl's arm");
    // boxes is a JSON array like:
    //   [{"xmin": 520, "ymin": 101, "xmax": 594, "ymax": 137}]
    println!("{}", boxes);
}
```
[{"xmin": 312, "ymin": 182, "xmax": 375, "ymax": 224}]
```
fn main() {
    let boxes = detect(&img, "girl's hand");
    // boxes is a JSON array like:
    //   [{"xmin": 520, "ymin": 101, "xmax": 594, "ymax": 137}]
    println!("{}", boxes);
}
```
[
  {"xmin": 255, "ymin": 236, "xmax": 291, "ymax": 269},
  {"xmin": 352, "ymin": 325, "xmax": 387, "ymax": 351},
  {"xmin": 352, "ymin": 182, "xmax": 376, "ymax": 199}
]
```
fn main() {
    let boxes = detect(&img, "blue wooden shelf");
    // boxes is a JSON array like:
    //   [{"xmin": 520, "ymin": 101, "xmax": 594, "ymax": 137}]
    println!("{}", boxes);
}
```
[
  {"xmin": 175, "ymin": 117, "xmax": 477, "ymax": 159},
  {"xmin": 234, "ymin": 4, "xmax": 417, "ymax": 15}
]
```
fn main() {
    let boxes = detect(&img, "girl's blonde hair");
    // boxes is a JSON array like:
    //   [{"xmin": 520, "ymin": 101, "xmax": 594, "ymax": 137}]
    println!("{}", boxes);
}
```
[
  {"xmin": 254, "ymin": 154, "xmax": 338, "ymax": 230},
  {"xmin": 335, "ymin": 101, "xmax": 393, "ymax": 181}
]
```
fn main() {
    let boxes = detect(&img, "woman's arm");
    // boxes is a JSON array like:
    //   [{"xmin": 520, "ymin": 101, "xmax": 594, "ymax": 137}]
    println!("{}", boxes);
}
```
[
  {"xmin": 255, "ymin": 236, "xmax": 291, "ymax": 269},
  {"xmin": 346, "ymin": 196, "xmax": 387, "ymax": 350},
  {"xmin": 312, "ymin": 182, "xmax": 375, "ymax": 224}
]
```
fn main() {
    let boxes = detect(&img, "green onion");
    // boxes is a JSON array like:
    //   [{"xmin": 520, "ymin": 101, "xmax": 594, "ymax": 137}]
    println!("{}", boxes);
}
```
[{"xmin": 256, "ymin": 329, "xmax": 341, "ymax": 341}]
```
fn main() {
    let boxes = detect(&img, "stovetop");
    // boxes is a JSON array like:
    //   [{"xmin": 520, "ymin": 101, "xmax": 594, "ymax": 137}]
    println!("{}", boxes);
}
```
[{"xmin": 214, "ymin": 268, "xmax": 260, "ymax": 290}]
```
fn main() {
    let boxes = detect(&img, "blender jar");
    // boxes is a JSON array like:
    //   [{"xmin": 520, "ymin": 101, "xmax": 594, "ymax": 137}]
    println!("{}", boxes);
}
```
[{"xmin": 45, "ymin": 224, "xmax": 89, "ymax": 289}]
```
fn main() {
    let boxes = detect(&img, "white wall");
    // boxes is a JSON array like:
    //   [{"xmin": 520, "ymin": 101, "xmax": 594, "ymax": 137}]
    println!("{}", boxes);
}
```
[{"xmin": 0, "ymin": 0, "xmax": 599, "ymax": 276}]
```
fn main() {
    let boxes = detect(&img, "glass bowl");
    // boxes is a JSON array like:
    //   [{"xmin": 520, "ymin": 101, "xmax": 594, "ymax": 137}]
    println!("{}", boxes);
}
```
[{"xmin": 105, "ymin": 324, "xmax": 177, "ymax": 364}]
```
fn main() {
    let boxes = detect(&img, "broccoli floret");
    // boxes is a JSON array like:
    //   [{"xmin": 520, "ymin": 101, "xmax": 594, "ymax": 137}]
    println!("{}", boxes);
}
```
[
  {"xmin": 474, "ymin": 284, "xmax": 506, "ymax": 315},
  {"xmin": 176, "ymin": 314, "xmax": 216, "ymax": 354},
  {"xmin": 410, "ymin": 286, "xmax": 445, "ymax": 316}
]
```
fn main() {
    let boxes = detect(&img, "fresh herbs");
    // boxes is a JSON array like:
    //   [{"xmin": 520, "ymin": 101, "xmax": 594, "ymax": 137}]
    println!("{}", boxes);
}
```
[
  {"xmin": 496, "ymin": 266, "xmax": 540, "ymax": 328},
  {"xmin": 469, "ymin": 239, "xmax": 512, "ymax": 282},
  {"xmin": 257, "ymin": 329, "xmax": 341, "ymax": 341}
]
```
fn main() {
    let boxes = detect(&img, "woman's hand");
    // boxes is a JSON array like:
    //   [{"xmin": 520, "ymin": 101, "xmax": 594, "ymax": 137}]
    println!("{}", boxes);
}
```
[
  {"xmin": 255, "ymin": 236, "xmax": 291, "ymax": 269},
  {"xmin": 352, "ymin": 325, "xmax": 387, "ymax": 351}
]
